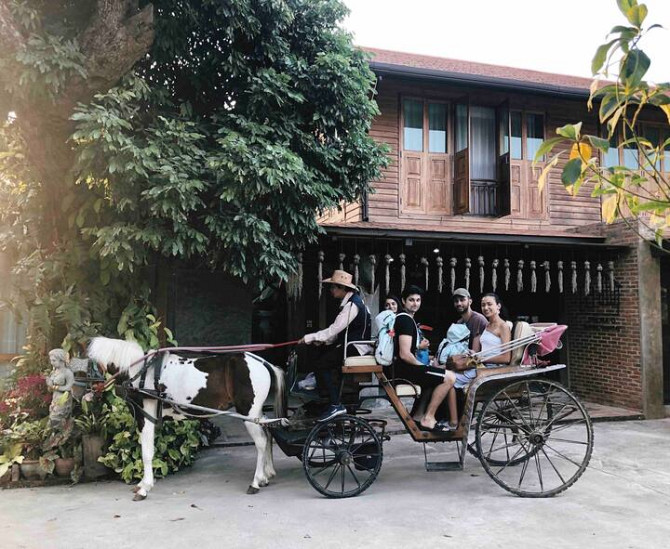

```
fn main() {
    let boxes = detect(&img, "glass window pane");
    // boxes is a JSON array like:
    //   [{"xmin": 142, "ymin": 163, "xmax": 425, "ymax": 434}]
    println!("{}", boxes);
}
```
[
  {"xmin": 603, "ymin": 130, "xmax": 619, "ymax": 168},
  {"xmin": 642, "ymin": 126, "xmax": 661, "ymax": 170},
  {"xmin": 511, "ymin": 112, "xmax": 522, "ymax": 160},
  {"xmin": 526, "ymin": 113, "xmax": 544, "ymax": 160},
  {"xmin": 403, "ymin": 99, "xmax": 423, "ymax": 151},
  {"xmin": 499, "ymin": 109, "xmax": 509, "ymax": 155},
  {"xmin": 622, "ymin": 130, "xmax": 638, "ymax": 169},
  {"xmin": 455, "ymin": 104, "xmax": 468, "ymax": 152},
  {"xmin": 428, "ymin": 103, "xmax": 447, "ymax": 153}
]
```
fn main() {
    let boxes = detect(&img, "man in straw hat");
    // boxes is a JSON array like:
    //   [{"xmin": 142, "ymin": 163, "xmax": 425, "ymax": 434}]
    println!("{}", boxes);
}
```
[{"xmin": 298, "ymin": 269, "xmax": 371, "ymax": 422}]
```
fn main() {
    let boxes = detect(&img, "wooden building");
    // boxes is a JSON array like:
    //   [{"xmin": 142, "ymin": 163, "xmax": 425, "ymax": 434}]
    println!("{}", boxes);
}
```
[{"xmin": 300, "ymin": 48, "xmax": 669, "ymax": 418}]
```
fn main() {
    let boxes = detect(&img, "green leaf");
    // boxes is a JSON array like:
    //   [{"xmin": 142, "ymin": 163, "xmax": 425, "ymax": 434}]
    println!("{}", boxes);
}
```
[
  {"xmin": 561, "ymin": 158, "xmax": 584, "ymax": 187},
  {"xmin": 556, "ymin": 123, "xmax": 582, "ymax": 141},
  {"xmin": 592, "ymin": 40, "xmax": 617, "ymax": 74},
  {"xmin": 586, "ymin": 135, "xmax": 610, "ymax": 152},
  {"xmin": 621, "ymin": 49, "xmax": 650, "ymax": 87},
  {"xmin": 532, "ymin": 137, "xmax": 563, "ymax": 164}
]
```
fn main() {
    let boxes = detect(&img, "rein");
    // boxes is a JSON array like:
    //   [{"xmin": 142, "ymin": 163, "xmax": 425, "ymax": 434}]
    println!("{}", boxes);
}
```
[{"xmin": 110, "ymin": 340, "xmax": 299, "ymax": 425}]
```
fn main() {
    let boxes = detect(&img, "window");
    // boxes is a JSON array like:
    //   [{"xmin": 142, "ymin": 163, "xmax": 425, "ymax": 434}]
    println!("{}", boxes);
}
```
[
  {"xmin": 602, "ymin": 125, "xmax": 669, "ymax": 172},
  {"xmin": 455, "ymin": 104, "xmax": 468, "ymax": 152},
  {"xmin": 526, "ymin": 113, "xmax": 544, "ymax": 160},
  {"xmin": 511, "ymin": 111, "xmax": 522, "ymax": 160},
  {"xmin": 403, "ymin": 99, "xmax": 423, "ymax": 151},
  {"xmin": 428, "ymin": 103, "xmax": 447, "ymax": 153}
]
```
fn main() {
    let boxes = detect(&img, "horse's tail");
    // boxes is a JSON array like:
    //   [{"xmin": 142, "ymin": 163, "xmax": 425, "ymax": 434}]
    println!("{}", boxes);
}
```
[
  {"xmin": 267, "ymin": 362, "xmax": 287, "ymax": 420},
  {"xmin": 88, "ymin": 337, "xmax": 145, "ymax": 373}
]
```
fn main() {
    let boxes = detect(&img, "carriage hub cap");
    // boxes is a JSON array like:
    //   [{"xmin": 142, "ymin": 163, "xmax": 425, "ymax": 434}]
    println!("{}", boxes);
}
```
[
  {"xmin": 529, "ymin": 431, "xmax": 546, "ymax": 445},
  {"xmin": 339, "ymin": 451, "xmax": 353, "ymax": 465}
]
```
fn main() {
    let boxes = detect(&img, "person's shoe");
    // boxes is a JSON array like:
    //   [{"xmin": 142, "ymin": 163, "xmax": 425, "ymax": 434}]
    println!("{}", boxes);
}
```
[
  {"xmin": 316, "ymin": 404, "xmax": 346, "ymax": 423},
  {"xmin": 298, "ymin": 372, "xmax": 317, "ymax": 390}
]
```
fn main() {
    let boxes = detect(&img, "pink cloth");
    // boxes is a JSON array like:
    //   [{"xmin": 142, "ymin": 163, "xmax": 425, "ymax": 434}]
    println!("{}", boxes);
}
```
[{"xmin": 522, "ymin": 325, "xmax": 567, "ymax": 364}]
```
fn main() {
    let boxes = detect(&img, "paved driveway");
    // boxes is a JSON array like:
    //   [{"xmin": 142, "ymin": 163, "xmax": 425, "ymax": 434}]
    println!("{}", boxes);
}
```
[{"xmin": 1, "ymin": 418, "xmax": 669, "ymax": 549}]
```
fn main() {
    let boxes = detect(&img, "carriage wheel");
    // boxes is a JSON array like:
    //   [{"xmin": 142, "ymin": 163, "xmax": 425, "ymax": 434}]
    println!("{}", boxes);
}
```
[
  {"xmin": 476, "ymin": 380, "xmax": 593, "ymax": 497},
  {"xmin": 302, "ymin": 415, "xmax": 383, "ymax": 498}
]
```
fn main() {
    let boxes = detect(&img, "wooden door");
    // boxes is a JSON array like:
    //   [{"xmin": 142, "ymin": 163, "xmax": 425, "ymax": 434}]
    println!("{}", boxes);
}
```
[
  {"xmin": 453, "ymin": 102, "xmax": 470, "ymax": 214},
  {"xmin": 400, "ymin": 99, "xmax": 450, "ymax": 216}
]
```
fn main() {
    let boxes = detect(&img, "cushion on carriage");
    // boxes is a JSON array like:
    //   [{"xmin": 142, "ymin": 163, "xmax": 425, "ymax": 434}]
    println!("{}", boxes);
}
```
[
  {"xmin": 394, "ymin": 383, "xmax": 421, "ymax": 397},
  {"xmin": 509, "ymin": 321, "xmax": 534, "ymax": 366},
  {"xmin": 342, "ymin": 355, "xmax": 383, "ymax": 373}
]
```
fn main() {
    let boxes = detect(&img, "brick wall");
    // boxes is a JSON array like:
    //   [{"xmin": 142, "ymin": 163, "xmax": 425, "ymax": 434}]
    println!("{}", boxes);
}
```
[{"xmin": 564, "ymin": 222, "xmax": 642, "ymax": 410}]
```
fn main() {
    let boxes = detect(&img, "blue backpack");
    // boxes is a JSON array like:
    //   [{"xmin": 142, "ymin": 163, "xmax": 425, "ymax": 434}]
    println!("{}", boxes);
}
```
[{"xmin": 436, "ymin": 323, "xmax": 470, "ymax": 365}]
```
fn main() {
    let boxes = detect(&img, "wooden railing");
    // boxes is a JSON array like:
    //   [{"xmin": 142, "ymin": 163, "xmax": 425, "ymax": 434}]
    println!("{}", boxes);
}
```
[{"xmin": 471, "ymin": 179, "xmax": 497, "ymax": 216}]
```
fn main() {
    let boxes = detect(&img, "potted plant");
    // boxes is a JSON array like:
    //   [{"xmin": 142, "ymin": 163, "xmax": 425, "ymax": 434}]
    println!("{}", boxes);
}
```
[
  {"xmin": 10, "ymin": 418, "xmax": 49, "ymax": 480},
  {"xmin": 42, "ymin": 419, "xmax": 77, "ymax": 479},
  {"xmin": 75, "ymin": 398, "xmax": 109, "ymax": 480},
  {"xmin": 0, "ymin": 443, "xmax": 24, "ymax": 485}
]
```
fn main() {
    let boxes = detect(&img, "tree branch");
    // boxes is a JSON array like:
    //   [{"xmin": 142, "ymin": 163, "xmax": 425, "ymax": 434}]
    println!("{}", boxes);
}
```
[{"xmin": 75, "ymin": 0, "xmax": 154, "ymax": 99}]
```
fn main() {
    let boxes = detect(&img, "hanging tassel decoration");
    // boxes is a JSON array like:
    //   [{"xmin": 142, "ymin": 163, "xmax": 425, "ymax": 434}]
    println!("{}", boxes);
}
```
[
  {"xmin": 338, "ymin": 252, "xmax": 346, "ymax": 271},
  {"xmin": 369, "ymin": 254, "xmax": 377, "ymax": 292},
  {"xmin": 478, "ymin": 256, "xmax": 485, "ymax": 293},
  {"xmin": 318, "ymin": 250, "xmax": 324, "ymax": 298},
  {"xmin": 450, "ymin": 257, "xmax": 457, "ymax": 294},
  {"xmin": 571, "ymin": 261, "xmax": 578, "ymax": 294},
  {"xmin": 608, "ymin": 261, "xmax": 615, "ymax": 292},
  {"xmin": 596, "ymin": 263, "xmax": 603, "ymax": 293},
  {"xmin": 399, "ymin": 253, "xmax": 406, "ymax": 293},
  {"xmin": 353, "ymin": 254, "xmax": 360, "ymax": 286},
  {"xmin": 464, "ymin": 257, "xmax": 471, "ymax": 291},
  {"xmin": 492, "ymin": 259, "xmax": 499, "ymax": 292},
  {"xmin": 436, "ymin": 256, "xmax": 444, "ymax": 293},
  {"xmin": 517, "ymin": 260, "xmax": 524, "ymax": 292},
  {"xmin": 543, "ymin": 261, "xmax": 551, "ymax": 293},
  {"xmin": 557, "ymin": 261, "xmax": 564, "ymax": 294},
  {"xmin": 421, "ymin": 257, "xmax": 429, "ymax": 290},
  {"xmin": 584, "ymin": 261, "xmax": 591, "ymax": 296},
  {"xmin": 504, "ymin": 259, "xmax": 511, "ymax": 291},
  {"xmin": 384, "ymin": 254, "xmax": 392, "ymax": 294},
  {"xmin": 530, "ymin": 261, "xmax": 537, "ymax": 293}
]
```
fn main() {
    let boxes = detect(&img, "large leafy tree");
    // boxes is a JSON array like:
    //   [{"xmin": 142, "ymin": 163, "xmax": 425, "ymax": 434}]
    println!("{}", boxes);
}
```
[
  {"xmin": 536, "ymin": 0, "xmax": 669, "ymax": 247},
  {"xmin": 0, "ymin": 0, "xmax": 386, "ymax": 363}
]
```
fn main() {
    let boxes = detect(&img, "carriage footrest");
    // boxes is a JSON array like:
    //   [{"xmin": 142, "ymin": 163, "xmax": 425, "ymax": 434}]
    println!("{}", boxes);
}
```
[
  {"xmin": 422, "ymin": 443, "xmax": 464, "ymax": 472},
  {"xmin": 424, "ymin": 460, "xmax": 463, "ymax": 472}
]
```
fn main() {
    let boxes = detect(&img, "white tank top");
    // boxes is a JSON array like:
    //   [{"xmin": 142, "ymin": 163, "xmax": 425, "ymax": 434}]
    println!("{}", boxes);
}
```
[{"xmin": 480, "ymin": 330, "xmax": 503, "ymax": 367}]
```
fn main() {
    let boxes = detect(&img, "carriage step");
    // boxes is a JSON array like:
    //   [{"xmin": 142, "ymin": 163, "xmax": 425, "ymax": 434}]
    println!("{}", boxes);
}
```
[
  {"xmin": 424, "ymin": 461, "xmax": 463, "ymax": 472},
  {"xmin": 422, "ymin": 443, "xmax": 464, "ymax": 472}
]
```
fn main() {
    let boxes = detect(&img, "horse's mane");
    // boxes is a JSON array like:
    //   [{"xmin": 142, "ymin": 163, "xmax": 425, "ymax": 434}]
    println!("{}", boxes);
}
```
[{"xmin": 88, "ymin": 337, "xmax": 146, "ymax": 373}]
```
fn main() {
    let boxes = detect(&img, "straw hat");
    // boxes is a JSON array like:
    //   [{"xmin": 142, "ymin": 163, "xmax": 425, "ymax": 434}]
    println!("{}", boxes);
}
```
[{"xmin": 322, "ymin": 269, "xmax": 357, "ymax": 291}]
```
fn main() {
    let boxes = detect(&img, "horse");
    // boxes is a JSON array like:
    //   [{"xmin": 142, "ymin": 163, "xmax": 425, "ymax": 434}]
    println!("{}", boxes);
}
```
[{"xmin": 87, "ymin": 337, "xmax": 286, "ymax": 501}]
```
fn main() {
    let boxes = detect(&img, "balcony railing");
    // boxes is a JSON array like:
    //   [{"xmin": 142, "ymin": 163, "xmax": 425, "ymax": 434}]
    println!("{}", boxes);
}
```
[{"xmin": 471, "ymin": 179, "xmax": 498, "ymax": 216}]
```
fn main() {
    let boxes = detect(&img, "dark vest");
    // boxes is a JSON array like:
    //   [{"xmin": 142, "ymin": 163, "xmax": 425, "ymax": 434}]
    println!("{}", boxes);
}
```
[{"xmin": 335, "ymin": 293, "xmax": 370, "ymax": 346}]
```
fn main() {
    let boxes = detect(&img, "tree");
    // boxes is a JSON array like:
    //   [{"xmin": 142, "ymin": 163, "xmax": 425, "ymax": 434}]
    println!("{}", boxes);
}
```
[
  {"xmin": 535, "ymin": 0, "xmax": 669, "ymax": 247},
  {"xmin": 0, "ymin": 0, "xmax": 387, "ymax": 364}
]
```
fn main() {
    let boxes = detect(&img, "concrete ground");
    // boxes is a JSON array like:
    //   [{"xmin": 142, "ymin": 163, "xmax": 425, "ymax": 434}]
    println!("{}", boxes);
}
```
[{"xmin": 1, "ymin": 418, "xmax": 669, "ymax": 549}]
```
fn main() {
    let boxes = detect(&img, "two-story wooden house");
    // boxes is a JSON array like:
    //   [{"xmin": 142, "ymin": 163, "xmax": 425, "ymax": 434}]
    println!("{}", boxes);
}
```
[{"xmin": 298, "ymin": 48, "xmax": 668, "ymax": 419}]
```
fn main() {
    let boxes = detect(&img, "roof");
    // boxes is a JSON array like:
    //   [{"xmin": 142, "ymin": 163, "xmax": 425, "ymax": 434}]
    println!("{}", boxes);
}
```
[
  {"xmin": 320, "ymin": 222, "xmax": 616, "ymax": 248},
  {"xmin": 362, "ymin": 47, "xmax": 596, "ymax": 98}
]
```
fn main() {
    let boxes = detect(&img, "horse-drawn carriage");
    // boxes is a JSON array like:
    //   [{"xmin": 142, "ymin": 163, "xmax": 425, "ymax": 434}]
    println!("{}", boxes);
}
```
[{"xmin": 88, "ymin": 321, "xmax": 593, "ymax": 500}]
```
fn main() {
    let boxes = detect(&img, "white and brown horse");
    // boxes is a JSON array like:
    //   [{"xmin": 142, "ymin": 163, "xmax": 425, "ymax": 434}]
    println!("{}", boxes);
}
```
[{"xmin": 87, "ymin": 337, "xmax": 286, "ymax": 500}]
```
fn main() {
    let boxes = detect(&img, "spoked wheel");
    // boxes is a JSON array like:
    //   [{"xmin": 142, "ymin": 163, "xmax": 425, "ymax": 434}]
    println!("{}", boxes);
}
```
[
  {"xmin": 302, "ymin": 415, "xmax": 383, "ymax": 498},
  {"xmin": 476, "ymin": 380, "xmax": 593, "ymax": 497}
]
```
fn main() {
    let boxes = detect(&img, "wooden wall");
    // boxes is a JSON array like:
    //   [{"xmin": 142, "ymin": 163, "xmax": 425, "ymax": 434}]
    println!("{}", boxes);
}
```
[{"xmin": 322, "ymin": 76, "xmax": 605, "ymax": 236}]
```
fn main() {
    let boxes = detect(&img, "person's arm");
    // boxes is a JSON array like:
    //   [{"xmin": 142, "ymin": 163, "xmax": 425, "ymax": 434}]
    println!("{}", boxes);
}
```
[
  {"xmin": 303, "ymin": 301, "xmax": 359, "ymax": 345},
  {"xmin": 399, "ymin": 334, "xmax": 423, "ymax": 366},
  {"xmin": 484, "ymin": 325, "xmax": 511, "ymax": 364}
]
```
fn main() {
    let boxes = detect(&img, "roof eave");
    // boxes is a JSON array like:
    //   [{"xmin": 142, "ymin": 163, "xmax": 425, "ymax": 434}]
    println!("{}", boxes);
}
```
[{"xmin": 370, "ymin": 61, "xmax": 591, "ymax": 100}]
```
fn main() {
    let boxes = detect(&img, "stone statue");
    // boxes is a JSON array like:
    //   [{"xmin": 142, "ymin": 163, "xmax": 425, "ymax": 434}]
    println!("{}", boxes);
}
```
[{"xmin": 46, "ymin": 349, "xmax": 75, "ymax": 429}]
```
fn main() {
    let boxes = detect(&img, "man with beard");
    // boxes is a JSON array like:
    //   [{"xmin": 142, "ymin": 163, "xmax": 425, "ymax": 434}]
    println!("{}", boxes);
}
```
[{"xmin": 450, "ymin": 287, "xmax": 488, "ymax": 369}]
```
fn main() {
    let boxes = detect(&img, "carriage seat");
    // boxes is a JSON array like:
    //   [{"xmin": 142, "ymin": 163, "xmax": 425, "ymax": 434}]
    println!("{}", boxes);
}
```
[{"xmin": 342, "ymin": 354, "xmax": 382, "ymax": 373}]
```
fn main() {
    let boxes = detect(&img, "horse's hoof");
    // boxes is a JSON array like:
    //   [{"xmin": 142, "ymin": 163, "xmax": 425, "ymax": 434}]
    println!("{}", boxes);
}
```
[
  {"xmin": 246, "ymin": 486, "xmax": 260, "ymax": 495},
  {"xmin": 259, "ymin": 480, "xmax": 269, "ymax": 487},
  {"xmin": 133, "ymin": 492, "xmax": 147, "ymax": 502}
]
